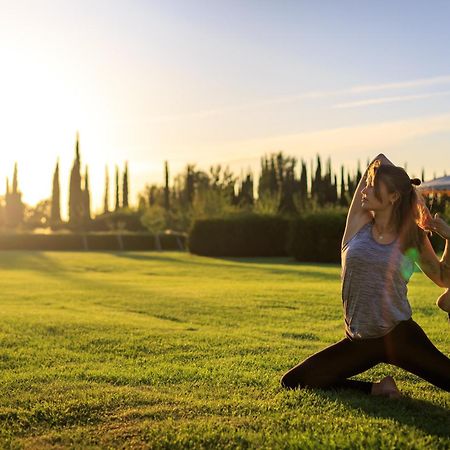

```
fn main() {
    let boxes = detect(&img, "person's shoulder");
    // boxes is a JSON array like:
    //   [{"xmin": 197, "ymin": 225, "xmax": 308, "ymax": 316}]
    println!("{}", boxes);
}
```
[{"xmin": 341, "ymin": 213, "xmax": 372, "ymax": 251}]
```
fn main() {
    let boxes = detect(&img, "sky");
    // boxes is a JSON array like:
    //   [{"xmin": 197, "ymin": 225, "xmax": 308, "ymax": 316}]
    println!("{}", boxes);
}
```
[{"xmin": 1, "ymin": 0, "xmax": 450, "ymax": 218}]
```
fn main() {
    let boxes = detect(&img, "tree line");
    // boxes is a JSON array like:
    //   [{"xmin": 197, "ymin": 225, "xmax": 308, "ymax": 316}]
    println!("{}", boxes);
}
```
[{"xmin": 0, "ymin": 133, "xmax": 446, "ymax": 233}]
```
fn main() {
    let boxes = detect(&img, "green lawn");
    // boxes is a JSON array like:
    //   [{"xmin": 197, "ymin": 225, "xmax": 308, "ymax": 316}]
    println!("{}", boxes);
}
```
[{"xmin": 0, "ymin": 251, "xmax": 449, "ymax": 449}]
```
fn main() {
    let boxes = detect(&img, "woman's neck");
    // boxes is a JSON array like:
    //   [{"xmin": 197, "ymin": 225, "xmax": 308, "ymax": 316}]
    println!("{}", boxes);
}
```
[{"xmin": 373, "ymin": 211, "xmax": 395, "ymax": 233}]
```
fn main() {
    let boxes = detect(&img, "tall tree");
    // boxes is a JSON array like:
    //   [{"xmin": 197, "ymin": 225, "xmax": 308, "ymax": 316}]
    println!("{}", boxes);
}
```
[
  {"xmin": 237, "ymin": 171, "xmax": 254, "ymax": 207},
  {"xmin": 257, "ymin": 155, "xmax": 271, "ymax": 198},
  {"xmin": 12, "ymin": 162, "xmax": 18, "ymax": 194},
  {"xmin": 278, "ymin": 158, "xmax": 298, "ymax": 215},
  {"xmin": 185, "ymin": 164, "xmax": 195, "ymax": 207},
  {"xmin": 347, "ymin": 172, "xmax": 355, "ymax": 198},
  {"xmin": 122, "ymin": 162, "xmax": 129, "ymax": 208},
  {"xmin": 355, "ymin": 160, "xmax": 362, "ymax": 187},
  {"xmin": 339, "ymin": 165, "xmax": 347, "ymax": 206},
  {"xmin": 5, "ymin": 163, "xmax": 24, "ymax": 228},
  {"xmin": 332, "ymin": 174, "xmax": 338, "ymax": 204},
  {"xmin": 299, "ymin": 159, "xmax": 308, "ymax": 209},
  {"xmin": 323, "ymin": 156, "xmax": 333, "ymax": 204},
  {"xmin": 115, "ymin": 165, "xmax": 120, "ymax": 211},
  {"xmin": 269, "ymin": 156, "xmax": 278, "ymax": 195},
  {"xmin": 68, "ymin": 132, "xmax": 83, "ymax": 228},
  {"xmin": 148, "ymin": 184, "xmax": 157, "ymax": 206},
  {"xmin": 103, "ymin": 166, "xmax": 109, "ymax": 214},
  {"xmin": 312, "ymin": 154, "xmax": 324, "ymax": 206},
  {"xmin": 83, "ymin": 165, "xmax": 91, "ymax": 222},
  {"xmin": 164, "ymin": 161, "xmax": 170, "ymax": 210},
  {"xmin": 50, "ymin": 159, "xmax": 61, "ymax": 227}
]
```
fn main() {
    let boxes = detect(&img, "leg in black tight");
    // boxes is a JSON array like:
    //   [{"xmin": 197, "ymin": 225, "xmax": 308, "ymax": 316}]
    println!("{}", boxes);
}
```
[
  {"xmin": 280, "ymin": 336, "xmax": 385, "ymax": 393},
  {"xmin": 384, "ymin": 319, "xmax": 450, "ymax": 392},
  {"xmin": 280, "ymin": 318, "xmax": 450, "ymax": 394}
]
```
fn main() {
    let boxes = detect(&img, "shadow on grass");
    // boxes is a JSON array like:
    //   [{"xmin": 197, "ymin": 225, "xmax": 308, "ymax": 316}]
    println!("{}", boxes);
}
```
[
  {"xmin": 313, "ymin": 389, "xmax": 450, "ymax": 438},
  {"xmin": 0, "ymin": 251, "xmax": 66, "ymax": 272},
  {"xmin": 114, "ymin": 252, "xmax": 339, "ymax": 281}
]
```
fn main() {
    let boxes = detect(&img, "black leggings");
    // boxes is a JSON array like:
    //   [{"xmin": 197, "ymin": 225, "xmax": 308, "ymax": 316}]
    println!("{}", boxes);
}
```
[{"xmin": 280, "ymin": 318, "xmax": 450, "ymax": 393}]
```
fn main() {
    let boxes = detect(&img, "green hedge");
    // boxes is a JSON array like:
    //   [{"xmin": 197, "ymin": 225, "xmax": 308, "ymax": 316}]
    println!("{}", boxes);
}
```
[
  {"xmin": 188, "ymin": 214, "xmax": 291, "ymax": 257},
  {"xmin": 0, "ymin": 233, "xmax": 187, "ymax": 251},
  {"xmin": 288, "ymin": 212, "xmax": 346, "ymax": 263},
  {"xmin": 188, "ymin": 212, "xmax": 445, "ymax": 262}
]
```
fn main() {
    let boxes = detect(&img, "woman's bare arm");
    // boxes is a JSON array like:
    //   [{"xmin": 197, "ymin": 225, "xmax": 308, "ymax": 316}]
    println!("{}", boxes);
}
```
[
  {"xmin": 417, "ymin": 212, "xmax": 450, "ymax": 287},
  {"xmin": 347, "ymin": 154, "xmax": 394, "ymax": 220},
  {"xmin": 341, "ymin": 153, "xmax": 395, "ymax": 248}
]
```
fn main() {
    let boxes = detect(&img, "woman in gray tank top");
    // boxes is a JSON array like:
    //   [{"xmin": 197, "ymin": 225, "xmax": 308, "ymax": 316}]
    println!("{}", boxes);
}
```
[{"xmin": 281, "ymin": 153, "xmax": 450, "ymax": 398}]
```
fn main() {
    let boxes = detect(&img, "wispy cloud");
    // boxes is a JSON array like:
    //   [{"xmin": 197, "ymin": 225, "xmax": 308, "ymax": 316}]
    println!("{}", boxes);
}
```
[
  {"xmin": 193, "ymin": 112, "xmax": 450, "ymax": 166},
  {"xmin": 332, "ymin": 90, "xmax": 450, "ymax": 109},
  {"xmin": 337, "ymin": 75, "xmax": 450, "ymax": 95},
  {"xmin": 140, "ymin": 75, "xmax": 450, "ymax": 123}
]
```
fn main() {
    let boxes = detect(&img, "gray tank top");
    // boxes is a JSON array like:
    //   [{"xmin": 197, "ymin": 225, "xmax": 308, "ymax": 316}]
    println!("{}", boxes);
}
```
[{"xmin": 341, "ymin": 220, "xmax": 415, "ymax": 339}]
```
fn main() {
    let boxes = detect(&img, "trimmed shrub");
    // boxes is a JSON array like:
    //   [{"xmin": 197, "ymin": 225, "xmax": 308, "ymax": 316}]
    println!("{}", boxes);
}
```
[
  {"xmin": 188, "ymin": 214, "xmax": 291, "ymax": 256},
  {"xmin": 121, "ymin": 233, "xmax": 156, "ymax": 250},
  {"xmin": 85, "ymin": 234, "xmax": 120, "ymax": 251},
  {"xmin": 288, "ymin": 212, "xmax": 347, "ymax": 263},
  {"xmin": 0, "ymin": 234, "xmax": 83, "ymax": 251},
  {"xmin": 0, "ymin": 232, "xmax": 186, "ymax": 251}
]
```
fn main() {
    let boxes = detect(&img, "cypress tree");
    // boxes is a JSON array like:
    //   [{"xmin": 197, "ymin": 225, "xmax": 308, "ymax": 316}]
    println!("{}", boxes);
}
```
[
  {"xmin": 347, "ymin": 172, "xmax": 355, "ymax": 197},
  {"xmin": 258, "ymin": 155, "xmax": 271, "ymax": 198},
  {"xmin": 122, "ymin": 162, "xmax": 129, "ymax": 208},
  {"xmin": 104, "ymin": 166, "xmax": 109, "ymax": 214},
  {"xmin": 164, "ymin": 161, "xmax": 170, "ymax": 210},
  {"xmin": 323, "ymin": 157, "xmax": 332, "ymax": 204},
  {"xmin": 115, "ymin": 165, "xmax": 120, "ymax": 211},
  {"xmin": 340, "ymin": 165, "xmax": 347, "ymax": 206},
  {"xmin": 299, "ymin": 159, "xmax": 308, "ymax": 208},
  {"xmin": 185, "ymin": 165, "xmax": 194, "ymax": 206},
  {"xmin": 83, "ymin": 165, "xmax": 91, "ymax": 222},
  {"xmin": 5, "ymin": 163, "xmax": 24, "ymax": 228},
  {"xmin": 51, "ymin": 159, "xmax": 61, "ymax": 226},
  {"xmin": 69, "ymin": 132, "xmax": 83, "ymax": 228},
  {"xmin": 278, "ymin": 160, "xmax": 297, "ymax": 215},
  {"xmin": 12, "ymin": 163, "xmax": 18, "ymax": 194},
  {"xmin": 269, "ymin": 156, "xmax": 277, "ymax": 195},
  {"xmin": 149, "ymin": 185, "xmax": 157, "ymax": 206},
  {"xmin": 333, "ymin": 174, "xmax": 338, "ymax": 203},
  {"xmin": 237, "ymin": 171, "xmax": 254, "ymax": 207},
  {"xmin": 314, "ymin": 154, "xmax": 323, "ymax": 206},
  {"xmin": 355, "ymin": 160, "xmax": 362, "ymax": 187}
]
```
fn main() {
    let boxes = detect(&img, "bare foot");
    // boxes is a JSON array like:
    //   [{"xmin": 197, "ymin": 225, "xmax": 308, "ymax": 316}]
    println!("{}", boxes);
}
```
[{"xmin": 371, "ymin": 375, "xmax": 401, "ymax": 399}]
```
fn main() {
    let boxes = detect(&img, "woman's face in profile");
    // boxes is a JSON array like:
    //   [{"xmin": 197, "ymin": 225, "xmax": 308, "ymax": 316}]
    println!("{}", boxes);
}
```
[{"xmin": 361, "ymin": 178, "xmax": 391, "ymax": 211}]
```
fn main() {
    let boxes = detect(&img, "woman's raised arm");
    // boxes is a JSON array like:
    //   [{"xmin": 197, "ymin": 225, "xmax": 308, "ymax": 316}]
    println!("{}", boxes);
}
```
[
  {"xmin": 347, "ymin": 153, "xmax": 394, "ymax": 219},
  {"xmin": 341, "ymin": 153, "xmax": 395, "ymax": 249}
]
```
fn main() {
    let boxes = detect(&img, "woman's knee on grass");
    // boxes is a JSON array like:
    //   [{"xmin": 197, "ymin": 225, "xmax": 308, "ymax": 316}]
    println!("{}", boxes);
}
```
[{"xmin": 280, "ymin": 366, "xmax": 320, "ymax": 390}]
